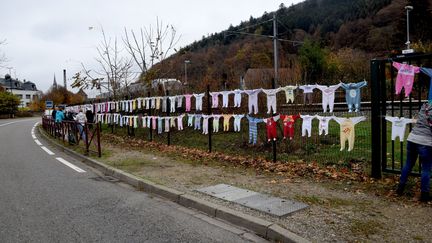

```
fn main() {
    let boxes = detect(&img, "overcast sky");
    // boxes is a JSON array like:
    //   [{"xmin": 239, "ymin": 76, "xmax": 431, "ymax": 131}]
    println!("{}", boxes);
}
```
[{"xmin": 0, "ymin": 0, "xmax": 303, "ymax": 96}]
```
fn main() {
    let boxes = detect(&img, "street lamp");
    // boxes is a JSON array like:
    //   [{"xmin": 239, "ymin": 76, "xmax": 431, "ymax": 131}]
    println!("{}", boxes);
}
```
[
  {"xmin": 403, "ymin": 5, "xmax": 414, "ymax": 54},
  {"xmin": 184, "ymin": 60, "xmax": 190, "ymax": 85}
]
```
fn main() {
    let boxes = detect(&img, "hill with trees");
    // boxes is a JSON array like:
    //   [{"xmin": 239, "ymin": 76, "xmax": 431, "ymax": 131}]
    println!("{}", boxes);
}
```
[{"xmin": 151, "ymin": 0, "xmax": 432, "ymax": 92}]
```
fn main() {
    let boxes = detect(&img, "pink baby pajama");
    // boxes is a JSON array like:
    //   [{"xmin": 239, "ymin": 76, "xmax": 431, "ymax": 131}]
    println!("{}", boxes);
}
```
[
  {"xmin": 184, "ymin": 94, "xmax": 193, "ymax": 112},
  {"xmin": 393, "ymin": 62, "xmax": 420, "ymax": 97},
  {"xmin": 210, "ymin": 92, "xmax": 220, "ymax": 108}
]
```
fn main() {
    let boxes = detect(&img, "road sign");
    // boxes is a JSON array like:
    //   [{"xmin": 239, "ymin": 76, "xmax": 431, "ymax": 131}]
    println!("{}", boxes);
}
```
[{"xmin": 45, "ymin": 100, "xmax": 53, "ymax": 109}]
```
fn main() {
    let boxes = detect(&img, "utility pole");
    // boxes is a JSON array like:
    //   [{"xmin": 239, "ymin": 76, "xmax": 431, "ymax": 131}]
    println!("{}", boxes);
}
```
[
  {"xmin": 272, "ymin": 13, "xmax": 278, "ymax": 89},
  {"xmin": 403, "ymin": 5, "xmax": 414, "ymax": 54}
]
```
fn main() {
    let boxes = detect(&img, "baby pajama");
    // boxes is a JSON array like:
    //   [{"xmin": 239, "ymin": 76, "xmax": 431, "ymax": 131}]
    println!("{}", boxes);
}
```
[
  {"xmin": 194, "ymin": 93, "xmax": 205, "ymax": 111},
  {"xmin": 262, "ymin": 88, "xmax": 281, "ymax": 114},
  {"xmin": 341, "ymin": 81, "xmax": 367, "ymax": 112},
  {"xmin": 170, "ymin": 117, "xmax": 176, "ymax": 128},
  {"xmin": 263, "ymin": 115, "xmax": 280, "ymax": 142},
  {"xmin": 281, "ymin": 85, "xmax": 297, "ymax": 103},
  {"xmin": 233, "ymin": 89, "xmax": 243, "ymax": 107},
  {"xmin": 187, "ymin": 114, "xmax": 195, "ymax": 127},
  {"xmin": 385, "ymin": 116, "xmax": 415, "ymax": 141},
  {"xmin": 155, "ymin": 97, "xmax": 161, "ymax": 110},
  {"xmin": 316, "ymin": 84, "xmax": 341, "ymax": 112},
  {"xmin": 315, "ymin": 115, "xmax": 334, "ymax": 136},
  {"xmin": 162, "ymin": 97, "xmax": 168, "ymax": 112},
  {"xmin": 300, "ymin": 115, "xmax": 315, "ymax": 137},
  {"xmin": 210, "ymin": 92, "xmax": 220, "ymax": 108},
  {"xmin": 169, "ymin": 96, "xmax": 177, "ymax": 112},
  {"xmin": 157, "ymin": 117, "xmax": 163, "ymax": 134},
  {"xmin": 164, "ymin": 117, "xmax": 170, "ymax": 132},
  {"xmin": 142, "ymin": 116, "xmax": 147, "ymax": 128},
  {"xmin": 334, "ymin": 116, "xmax": 366, "ymax": 151},
  {"xmin": 152, "ymin": 117, "xmax": 157, "ymax": 130},
  {"xmin": 299, "ymin": 85, "xmax": 317, "ymax": 105},
  {"xmin": 244, "ymin": 89, "xmax": 262, "ymax": 114},
  {"xmin": 247, "ymin": 115, "xmax": 263, "ymax": 144},
  {"xmin": 222, "ymin": 114, "xmax": 232, "ymax": 131},
  {"xmin": 393, "ymin": 62, "xmax": 420, "ymax": 97},
  {"xmin": 280, "ymin": 114, "xmax": 300, "ymax": 140},
  {"xmin": 212, "ymin": 115, "xmax": 222, "ymax": 132},
  {"xmin": 220, "ymin": 91, "xmax": 233, "ymax": 108},
  {"xmin": 194, "ymin": 114, "xmax": 202, "ymax": 130},
  {"xmin": 233, "ymin": 114, "xmax": 245, "ymax": 132},
  {"xmin": 177, "ymin": 115, "xmax": 185, "ymax": 130},
  {"xmin": 176, "ymin": 95, "xmax": 183, "ymax": 108},
  {"xmin": 202, "ymin": 115, "xmax": 210, "ymax": 134},
  {"xmin": 150, "ymin": 98, "xmax": 156, "ymax": 109},
  {"xmin": 184, "ymin": 94, "xmax": 193, "ymax": 112},
  {"xmin": 133, "ymin": 116, "xmax": 139, "ymax": 128}
]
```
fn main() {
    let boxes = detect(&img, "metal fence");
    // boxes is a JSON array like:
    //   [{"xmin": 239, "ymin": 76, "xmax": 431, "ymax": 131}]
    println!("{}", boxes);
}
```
[
  {"xmin": 371, "ymin": 53, "xmax": 432, "ymax": 179},
  {"xmin": 41, "ymin": 116, "xmax": 102, "ymax": 157},
  {"xmin": 99, "ymin": 85, "xmax": 372, "ymax": 168}
]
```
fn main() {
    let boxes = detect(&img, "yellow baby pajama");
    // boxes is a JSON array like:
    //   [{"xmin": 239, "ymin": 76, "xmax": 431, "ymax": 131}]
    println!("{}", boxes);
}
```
[
  {"xmin": 222, "ymin": 114, "xmax": 232, "ymax": 131},
  {"xmin": 334, "ymin": 116, "xmax": 366, "ymax": 152}
]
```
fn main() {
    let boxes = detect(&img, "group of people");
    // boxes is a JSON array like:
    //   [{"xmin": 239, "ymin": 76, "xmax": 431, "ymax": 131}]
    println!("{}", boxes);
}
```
[{"xmin": 50, "ymin": 106, "xmax": 95, "ymax": 142}]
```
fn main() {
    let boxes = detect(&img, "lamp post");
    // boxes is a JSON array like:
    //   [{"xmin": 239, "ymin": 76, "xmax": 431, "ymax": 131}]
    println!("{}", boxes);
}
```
[
  {"xmin": 184, "ymin": 60, "xmax": 190, "ymax": 85},
  {"xmin": 403, "ymin": 5, "xmax": 414, "ymax": 54}
]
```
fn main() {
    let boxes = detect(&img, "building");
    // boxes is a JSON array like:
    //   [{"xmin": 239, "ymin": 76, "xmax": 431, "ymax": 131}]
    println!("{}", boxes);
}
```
[{"xmin": 0, "ymin": 74, "xmax": 43, "ymax": 107}]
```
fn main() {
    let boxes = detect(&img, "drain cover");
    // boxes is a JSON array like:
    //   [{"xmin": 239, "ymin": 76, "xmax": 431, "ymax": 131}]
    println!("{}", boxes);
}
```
[{"xmin": 196, "ymin": 184, "xmax": 308, "ymax": 217}]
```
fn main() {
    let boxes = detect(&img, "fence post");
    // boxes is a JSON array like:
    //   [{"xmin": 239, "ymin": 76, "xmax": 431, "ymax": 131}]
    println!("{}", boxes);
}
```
[
  {"xmin": 84, "ymin": 123, "xmax": 90, "ymax": 155},
  {"xmin": 148, "ymin": 91, "xmax": 153, "ymax": 142},
  {"xmin": 96, "ymin": 122, "xmax": 101, "ymax": 157},
  {"xmin": 271, "ymin": 78, "xmax": 277, "ymax": 163},
  {"xmin": 207, "ymin": 85, "xmax": 212, "ymax": 153},
  {"xmin": 370, "ymin": 59, "xmax": 382, "ymax": 179},
  {"xmin": 167, "ymin": 90, "xmax": 171, "ymax": 146}
]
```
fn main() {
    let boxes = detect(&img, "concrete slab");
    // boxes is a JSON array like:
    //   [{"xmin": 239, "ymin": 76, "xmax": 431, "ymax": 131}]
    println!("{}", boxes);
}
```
[{"xmin": 197, "ymin": 184, "xmax": 308, "ymax": 217}]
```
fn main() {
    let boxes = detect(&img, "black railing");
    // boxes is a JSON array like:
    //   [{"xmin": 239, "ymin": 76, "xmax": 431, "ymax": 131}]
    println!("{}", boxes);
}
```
[{"xmin": 41, "ymin": 116, "xmax": 101, "ymax": 157}]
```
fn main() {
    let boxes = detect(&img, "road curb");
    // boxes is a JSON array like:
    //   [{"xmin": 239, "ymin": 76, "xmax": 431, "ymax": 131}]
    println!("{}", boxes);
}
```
[{"xmin": 37, "ymin": 126, "xmax": 310, "ymax": 243}]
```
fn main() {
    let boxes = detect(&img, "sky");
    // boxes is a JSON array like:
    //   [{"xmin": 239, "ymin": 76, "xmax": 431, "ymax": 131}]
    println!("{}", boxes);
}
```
[{"xmin": 0, "ymin": 0, "xmax": 303, "ymax": 96}]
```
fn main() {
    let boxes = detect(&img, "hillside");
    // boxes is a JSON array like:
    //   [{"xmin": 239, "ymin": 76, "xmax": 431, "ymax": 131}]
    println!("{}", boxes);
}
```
[{"xmin": 151, "ymin": 0, "xmax": 432, "ymax": 92}]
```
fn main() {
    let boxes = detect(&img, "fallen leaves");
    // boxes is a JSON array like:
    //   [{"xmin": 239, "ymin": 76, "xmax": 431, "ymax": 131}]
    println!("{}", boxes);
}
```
[{"xmin": 101, "ymin": 133, "xmax": 373, "ymax": 183}]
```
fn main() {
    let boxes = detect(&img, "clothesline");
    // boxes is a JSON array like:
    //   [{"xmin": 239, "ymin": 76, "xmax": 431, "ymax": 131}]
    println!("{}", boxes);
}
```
[
  {"xmin": 66, "ymin": 80, "xmax": 369, "ymax": 114},
  {"xmin": 95, "ymin": 112, "xmax": 367, "ymax": 152}
]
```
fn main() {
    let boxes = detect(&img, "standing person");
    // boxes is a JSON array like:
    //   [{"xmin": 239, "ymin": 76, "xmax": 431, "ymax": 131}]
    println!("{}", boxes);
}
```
[
  {"xmin": 55, "ymin": 107, "xmax": 65, "ymax": 123},
  {"xmin": 51, "ymin": 107, "xmax": 57, "ymax": 120},
  {"xmin": 85, "ymin": 107, "xmax": 94, "ymax": 129},
  {"xmin": 74, "ymin": 109, "xmax": 87, "ymax": 142},
  {"xmin": 396, "ymin": 101, "xmax": 432, "ymax": 202}
]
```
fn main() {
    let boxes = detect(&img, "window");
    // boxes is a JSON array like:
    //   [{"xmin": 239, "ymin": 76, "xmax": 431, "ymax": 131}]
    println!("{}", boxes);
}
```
[
  {"xmin": 26, "ymin": 94, "xmax": 31, "ymax": 99},
  {"xmin": 16, "ymin": 94, "xmax": 23, "ymax": 99}
]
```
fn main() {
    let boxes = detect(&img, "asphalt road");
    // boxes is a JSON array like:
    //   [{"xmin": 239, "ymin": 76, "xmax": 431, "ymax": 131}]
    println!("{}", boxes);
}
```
[{"xmin": 0, "ymin": 117, "xmax": 263, "ymax": 242}]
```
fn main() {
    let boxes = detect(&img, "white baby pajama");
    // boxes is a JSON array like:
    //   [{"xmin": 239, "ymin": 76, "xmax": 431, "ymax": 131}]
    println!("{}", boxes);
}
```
[
  {"xmin": 194, "ymin": 93, "xmax": 205, "ymax": 111},
  {"xmin": 300, "ymin": 115, "xmax": 315, "ymax": 137},
  {"xmin": 202, "ymin": 115, "xmax": 210, "ymax": 134},
  {"xmin": 210, "ymin": 92, "xmax": 220, "ymax": 108},
  {"xmin": 177, "ymin": 114, "xmax": 185, "ymax": 130},
  {"xmin": 315, "ymin": 115, "xmax": 334, "ymax": 135},
  {"xmin": 316, "ymin": 84, "xmax": 341, "ymax": 112},
  {"xmin": 233, "ymin": 114, "xmax": 245, "ymax": 132},
  {"xmin": 262, "ymin": 88, "xmax": 281, "ymax": 114},
  {"xmin": 244, "ymin": 89, "xmax": 262, "ymax": 114},
  {"xmin": 385, "ymin": 116, "xmax": 415, "ymax": 141},
  {"xmin": 169, "ymin": 96, "xmax": 177, "ymax": 112},
  {"xmin": 233, "ymin": 89, "xmax": 243, "ymax": 107},
  {"xmin": 220, "ymin": 91, "xmax": 233, "ymax": 108}
]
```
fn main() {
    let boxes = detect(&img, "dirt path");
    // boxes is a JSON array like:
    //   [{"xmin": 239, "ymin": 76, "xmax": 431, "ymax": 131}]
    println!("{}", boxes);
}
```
[{"xmin": 100, "ymin": 135, "xmax": 431, "ymax": 242}]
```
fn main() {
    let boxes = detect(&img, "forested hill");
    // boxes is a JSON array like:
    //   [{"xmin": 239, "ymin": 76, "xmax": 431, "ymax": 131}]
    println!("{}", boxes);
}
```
[{"xmin": 152, "ymin": 0, "xmax": 432, "ymax": 91}]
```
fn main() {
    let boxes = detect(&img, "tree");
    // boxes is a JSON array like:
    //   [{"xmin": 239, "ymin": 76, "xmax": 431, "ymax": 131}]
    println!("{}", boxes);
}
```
[
  {"xmin": 0, "ymin": 91, "xmax": 20, "ymax": 116},
  {"xmin": 72, "ymin": 27, "xmax": 134, "ymax": 99},
  {"xmin": 123, "ymin": 18, "xmax": 180, "ymax": 85},
  {"xmin": 298, "ymin": 39, "xmax": 326, "ymax": 83}
]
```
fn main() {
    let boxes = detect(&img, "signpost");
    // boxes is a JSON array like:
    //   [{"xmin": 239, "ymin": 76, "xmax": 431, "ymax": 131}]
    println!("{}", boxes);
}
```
[{"xmin": 45, "ymin": 100, "xmax": 53, "ymax": 109}]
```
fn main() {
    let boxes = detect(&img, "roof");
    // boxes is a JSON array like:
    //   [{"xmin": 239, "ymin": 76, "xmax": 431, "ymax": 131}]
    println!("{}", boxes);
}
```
[{"xmin": 0, "ymin": 76, "xmax": 39, "ymax": 91}]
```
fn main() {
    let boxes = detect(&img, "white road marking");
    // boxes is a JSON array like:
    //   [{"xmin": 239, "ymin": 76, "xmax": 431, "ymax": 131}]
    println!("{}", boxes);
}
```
[
  {"xmin": 0, "ymin": 121, "xmax": 17, "ymax": 127},
  {"xmin": 32, "ymin": 134, "xmax": 37, "ymax": 139},
  {"xmin": 34, "ymin": 139, "xmax": 42, "ymax": 146},
  {"xmin": 56, "ymin": 157, "xmax": 86, "ymax": 173},
  {"xmin": 41, "ymin": 146, "xmax": 55, "ymax": 155}
]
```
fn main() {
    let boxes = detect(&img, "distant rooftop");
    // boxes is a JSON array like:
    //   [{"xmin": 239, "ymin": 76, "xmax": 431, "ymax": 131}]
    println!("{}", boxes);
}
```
[{"xmin": 0, "ymin": 74, "xmax": 39, "ymax": 91}]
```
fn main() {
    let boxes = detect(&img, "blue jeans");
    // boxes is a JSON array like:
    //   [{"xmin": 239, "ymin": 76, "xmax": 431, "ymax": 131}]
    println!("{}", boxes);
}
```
[
  {"xmin": 77, "ymin": 124, "xmax": 86, "ymax": 143},
  {"xmin": 400, "ymin": 141, "xmax": 432, "ymax": 192}
]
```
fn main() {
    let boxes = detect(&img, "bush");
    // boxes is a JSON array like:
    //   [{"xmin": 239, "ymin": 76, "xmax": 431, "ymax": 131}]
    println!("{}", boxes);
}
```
[{"xmin": 0, "ymin": 91, "xmax": 20, "ymax": 115}]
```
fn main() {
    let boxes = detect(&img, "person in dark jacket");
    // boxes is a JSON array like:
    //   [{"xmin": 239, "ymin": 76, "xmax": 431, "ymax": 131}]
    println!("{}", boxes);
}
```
[{"xmin": 396, "ymin": 101, "xmax": 432, "ymax": 202}]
